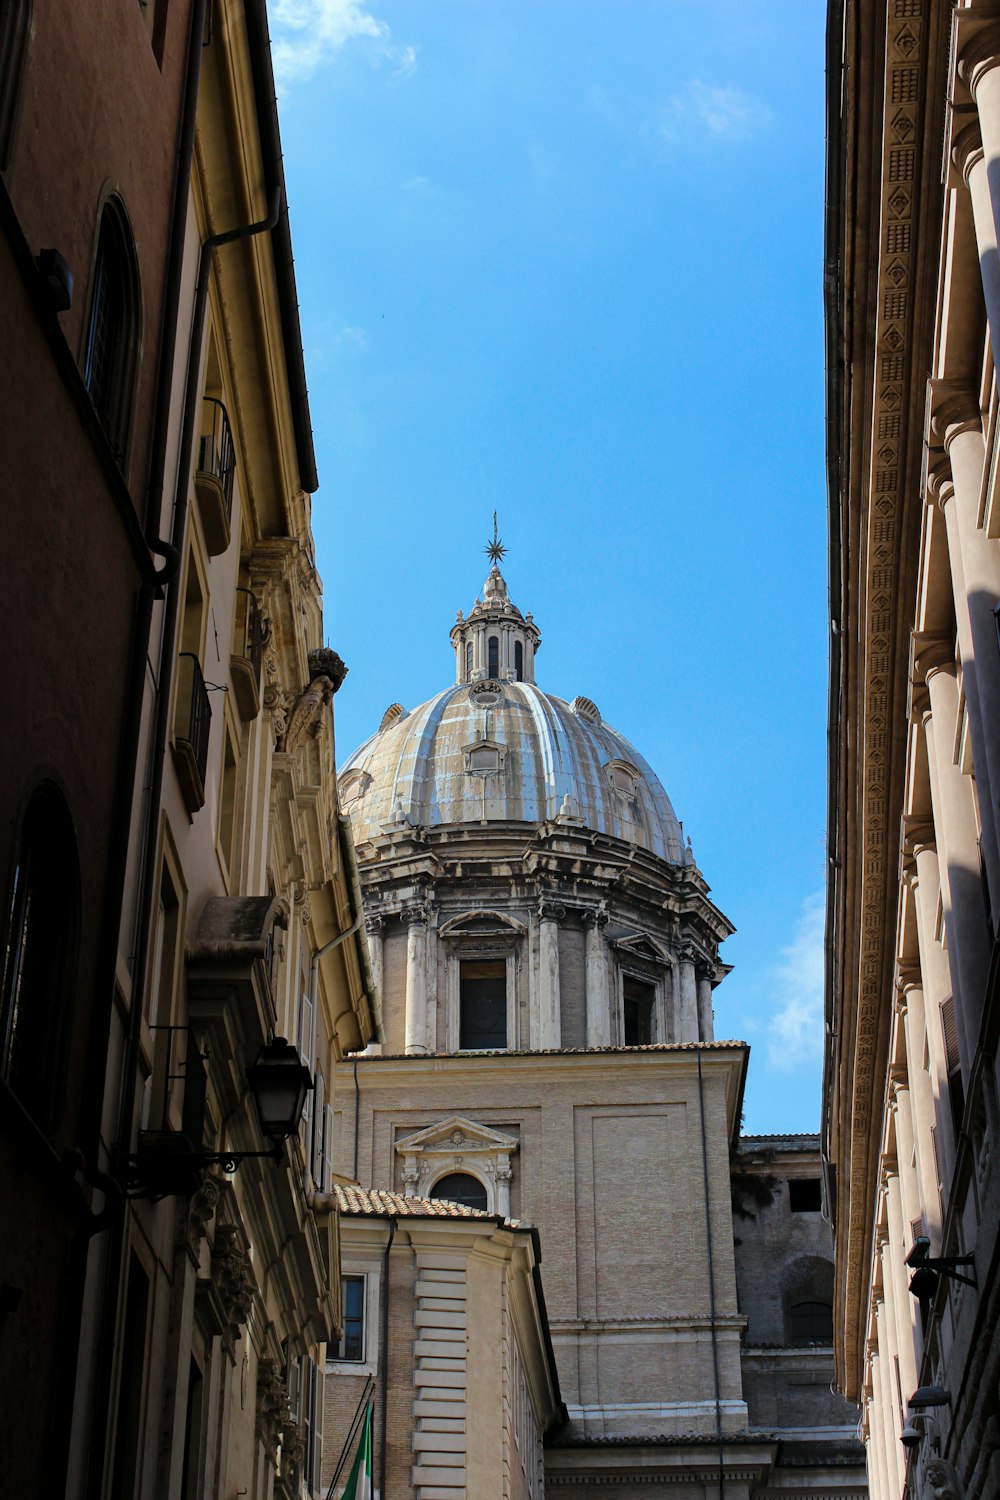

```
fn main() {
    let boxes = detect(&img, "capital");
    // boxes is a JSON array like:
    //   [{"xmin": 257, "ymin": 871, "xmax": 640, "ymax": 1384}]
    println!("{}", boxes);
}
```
[
  {"xmin": 401, "ymin": 905, "xmax": 428, "ymax": 927},
  {"xmin": 538, "ymin": 899, "xmax": 566, "ymax": 924},
  {"xmin": 925, "ymin": 458, "xmax": 956, "ymax": 512},
  {"xmin": 582, "ymin": 907, "xmax": 609, "ymax": 930},
  {"xmin": 911, "ymin": 630, "xmax": 955, "ymax": 686},
  {"xmin": 895, "ymin": 962, "xmax": 923, "ymax": 998},
  {"xmin": 928, "ymin": 378, "xmax": 982, "ymax": 449},
  {"xmin": 365, "ymin": 914, "xmax": 384, "ymax": 935},
  {"xmin": 958, "ymin": 22, "xmax": 1000, "ymax": 100},
  {"xmin": 951, "ymin": 119, "xmax": 986, "ymax": 186}
]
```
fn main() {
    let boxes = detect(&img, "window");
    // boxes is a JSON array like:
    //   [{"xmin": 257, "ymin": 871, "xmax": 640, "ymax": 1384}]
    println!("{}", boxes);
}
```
[
  {"xmin": 622, "ymin": 975, "xmax": 654, "ymax": 1045},
  {"xmin": 218, "ymin": 725, "xmax": 239, "ymax": 878},
  {"xmin": 1, "ymin": 783, "xmax": 80, "ymax": 1130},
  {"xmin": 488, "ymin": 634, "xmax": 499, "ymax": 678},
  {"xmin": 334, "ymin": 1275, "xmax": 366, "ymax": 1361},
  {"xmin": 84, "ymin": 201, "xmax": 140, "ymax": 464},
  {"xmin": 468, "ymin": 744, "xmax": 501, "ymax": 773},
  {"xmin": 514, "ymin": 641, "xmax": 524, "ymax": 680},
  {"xmin": 788, "ymin": 1177, "xmax": 822, "ymax": 1213},
  {"xmin": 0, "ymin": 0, "xmax": 31, "ymax": 172},
  {"xmin": 459, "ymin": 959, "xmax": 506, "ymax": 1049},
  {"xmin": 941, "ymin": 997, "xmax": 965, "ymax": 1135},
  {"xmin": 110, "ymin": 1254, "xmax": 151, "ymax": 1500},
  {"xmin": 431, "ymin": 1172, "xmax": 488, "ymax": 1211},
  {"xmin": 466, "ymin": 641, "xmax": 474, "ymax": 678},
  {"xmin": 788, "ymin": 1300, "xmax": 833, "ymax": 1345}
]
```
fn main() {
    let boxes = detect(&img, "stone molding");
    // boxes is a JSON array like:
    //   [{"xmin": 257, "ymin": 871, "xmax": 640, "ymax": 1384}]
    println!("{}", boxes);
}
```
[
  {"xmin": 951, "ymin": 119, "xmax": 985, "ymax": 185},
  {"xmin": 928, "ymin": 379, "xmax": 982, "ymax": 448}
]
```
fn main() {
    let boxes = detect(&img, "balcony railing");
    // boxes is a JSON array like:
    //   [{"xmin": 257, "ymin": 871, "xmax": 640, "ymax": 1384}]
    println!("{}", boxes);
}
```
[
  {"xmin": 195, "ymin": 397, "xmax": 236, "ymax": 555},
  {"xmin": 230, "ymin": 587, "xmax": 263, "ymax": 719},
  {"xmin": 173, "ymin": 652, "xmax": 212, "ymax": 810}
]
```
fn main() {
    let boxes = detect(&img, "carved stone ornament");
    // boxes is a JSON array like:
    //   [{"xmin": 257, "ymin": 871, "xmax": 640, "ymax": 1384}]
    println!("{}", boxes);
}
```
[
  {"xmin": 307, "ymin": 646, "xmax": 348, "ymax": 693},
  {"xmin": 279, "ymin": 1423, "xmax": 306, "ymax": 1472},
  {"xmin": 283, "ymin": 675, "xmax": 335, "ymax": 755},
  {"xmin": 256, "ymin": 1358, "xmax": 294, "ymax": 1465},
  {"xmin": 212, "ymin": 1224, "xmax": 254, "ymax": 1359},
  {"xmin": 538, "ymin": 899, "xmax": 566, "ymax": 923},
  {"xmin": 923, "ymin": 1457, "xmax": 964, "ymax": 1500},
  {"xmin": 186, "ymin": 1174, "xmax": 222, "ymax": 1249}
]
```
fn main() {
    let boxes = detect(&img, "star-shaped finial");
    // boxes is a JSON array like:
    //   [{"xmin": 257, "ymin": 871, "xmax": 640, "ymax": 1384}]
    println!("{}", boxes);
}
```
[{"xmin": 484, "ymin": 510, "xmax": 507, "ymax": 564}]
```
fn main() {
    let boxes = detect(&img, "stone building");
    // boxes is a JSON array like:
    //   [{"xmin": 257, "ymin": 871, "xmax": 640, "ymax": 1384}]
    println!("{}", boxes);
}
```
[
  {"xmin": 825, "ymin": 1, "xmax": 1000, "ymax": 1496},
  {"xmin": 326, "ymin": 557, "xmax": 865, "ymax": 1498},
  {"xmin": 2, "ymin": 3, "xmax": 373, "ymax": 1499}
]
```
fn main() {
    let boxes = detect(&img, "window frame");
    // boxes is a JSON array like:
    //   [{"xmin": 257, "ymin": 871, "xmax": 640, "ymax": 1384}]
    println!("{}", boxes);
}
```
[
  {"xmin": 326, "ymin": 1266, "xmax": 380, "ymax": 1375},
  {"xmin": 82, "ymin": 196, "xmax": 141, "ymax": 469}
]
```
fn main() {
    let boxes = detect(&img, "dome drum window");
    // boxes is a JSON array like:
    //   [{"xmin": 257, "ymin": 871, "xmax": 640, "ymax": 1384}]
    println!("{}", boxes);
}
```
[{"xmin": 439, "ymin": 911, "xmax": 523, "ymax": 1051}]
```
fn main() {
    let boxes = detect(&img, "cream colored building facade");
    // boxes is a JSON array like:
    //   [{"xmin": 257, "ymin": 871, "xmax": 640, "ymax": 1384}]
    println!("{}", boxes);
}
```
[
  {"xmin": 325, "ymin": 560, "xmax": 865, "ymax": 1499},
  {"xmin": 826, "ymin": 1, "xmax": 1000, "ymax": 1497},
  {"xmin": 64, "ymin": 6, "xmax": 375, "ymax": 1500}
]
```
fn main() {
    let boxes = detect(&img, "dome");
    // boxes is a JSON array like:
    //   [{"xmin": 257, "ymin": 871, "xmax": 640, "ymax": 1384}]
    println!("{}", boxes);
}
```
[{"xmin": 340, "ymin": 557, "xmax": 685, "ymax": 862}]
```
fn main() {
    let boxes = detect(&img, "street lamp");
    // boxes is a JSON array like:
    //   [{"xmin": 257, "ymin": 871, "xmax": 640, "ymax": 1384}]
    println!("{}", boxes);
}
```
[{"xmin": 129, "ymin": 1036, "xmax": 312, "ymax": 1197}]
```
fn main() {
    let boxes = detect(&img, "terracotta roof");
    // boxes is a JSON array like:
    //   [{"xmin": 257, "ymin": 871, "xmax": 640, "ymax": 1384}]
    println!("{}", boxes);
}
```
[
  {"xmin": 352, "ymin": 1041, "xmax": 747, "ymax": 1062},
  {"xmin": 737, "ymin": 1133, "xmax": 820, "ymax": 1152},
  {"xmin": 333, "ymin": 1183, "xmax": 526, "ymax": 1226}
]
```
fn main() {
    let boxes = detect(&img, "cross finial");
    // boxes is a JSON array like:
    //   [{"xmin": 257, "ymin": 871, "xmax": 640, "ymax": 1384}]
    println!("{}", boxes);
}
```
[{"xmin": 484, "ymin": 511, "xmax": 507, "ymax": 564}]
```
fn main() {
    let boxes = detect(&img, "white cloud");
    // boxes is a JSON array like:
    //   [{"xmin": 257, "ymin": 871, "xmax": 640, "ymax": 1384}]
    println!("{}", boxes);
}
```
[
  {"xmin": 335, "ymin": 325, "xmax": 369, "ymax": 352},
  {"xmin": 660, "ymin": 79, "xmax": 771, "ymax": 146},
  {"xmin": 269, "ymin": 0, "xmax": 415, "ymax": 85},
  {"xmin": 765, "ymin": 891, "xmax": 826, "ymax": 1071}
]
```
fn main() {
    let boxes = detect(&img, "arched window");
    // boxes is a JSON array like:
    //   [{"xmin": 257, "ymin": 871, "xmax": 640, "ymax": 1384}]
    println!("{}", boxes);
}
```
[
  {"xmin": 0, "ymin": 0, "xmax": 32, "ymax": 173},
  {"xmin": 514, "ymin": 641, "xmax": 523, "ymax": 681},
  {"xmin": 431, "ymin": 1172, "xmax": 488, "ymax": 1212},
  {"xmin": 84, "ymin": 200, "xmax": 140, "ymax": 465},
  {"xmin": 466, "ymin": 641, "xmax": 473, "ymax": 679},
  {"xmin": 782, "ymin": 1254, "xmax": 835, "ymax": 1346},
  {"xmin": 788, "ymin": 1301, "xmax": 833, "ymax": 1345},
  {"xmin": 1, "ymin": 784, "xmax": 80, "ymax": 1130},
  {"xmin": 487, "ymin": 635, "xmax": 499, "ymax": 679}
]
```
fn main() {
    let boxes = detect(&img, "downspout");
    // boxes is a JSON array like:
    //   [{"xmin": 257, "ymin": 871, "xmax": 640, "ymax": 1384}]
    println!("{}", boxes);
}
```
[
  {"xmin": 379, "ymin": 1218, "xmax": 397, "ymax": 1500},
  {"xmin": 696, "ymin": 1048, "xmax": 726, "ymax": 1500},
  {"xmin": 353, "ymin": 1056, "xmax": 360, "ymax": 1182}
]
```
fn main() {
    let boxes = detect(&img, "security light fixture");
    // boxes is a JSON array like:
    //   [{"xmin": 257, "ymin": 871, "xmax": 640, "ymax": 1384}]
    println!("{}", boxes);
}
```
[
  {"xmin": 905, "ymin": 1235, "xmax": 977, "ymax": 1290},
  {"xmin": 908, "ymin": 1386, "xmax": 952, "ymax": 1410},
  {"xmin": 900, "ymin": 1420, "xmax": 922, "ymax": 1448},
  {"xmin": 246, "ymin": 1036, "xmax": 313, "ymax": 1141}
]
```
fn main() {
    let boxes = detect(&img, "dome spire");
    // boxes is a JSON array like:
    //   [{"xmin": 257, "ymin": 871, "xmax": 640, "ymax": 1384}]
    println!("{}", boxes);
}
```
[
  {"xmin": 484, "ymin": 511, "xmax": 507, "ymax": 565},
  {"xmin": 449, "ymin": 522, "xmax": 541, "ymax": 686}
]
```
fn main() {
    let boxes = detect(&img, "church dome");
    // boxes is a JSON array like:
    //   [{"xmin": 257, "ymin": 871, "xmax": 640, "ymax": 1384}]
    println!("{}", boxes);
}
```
[{"xmin": 339, "ymin": 546, "xmax": 685, "ymax": 864}]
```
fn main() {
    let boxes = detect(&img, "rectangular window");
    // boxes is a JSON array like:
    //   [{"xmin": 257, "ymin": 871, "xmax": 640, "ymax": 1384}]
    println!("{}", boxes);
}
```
[
  {"xmin": 788, "ymin": 1177, "xmax": 822, "ymax": 1213},
  {"xmin": 460, "ymin": 960, "xmax": 507, "ymax": 1049},
  {"xmin": 334, "ymin": 1276, "xmax": 366, "ymax": 1362},
  {"xmin": 941, "ymin": 997, "xmax": 965, "ymax": 1135},
  {"xmin": 622, "ymin": 975, "xmax": 654, "ymax": 1045},
  {"xmin": 218, "ymin": 727, "xmax": 238, "ymax": 878}
]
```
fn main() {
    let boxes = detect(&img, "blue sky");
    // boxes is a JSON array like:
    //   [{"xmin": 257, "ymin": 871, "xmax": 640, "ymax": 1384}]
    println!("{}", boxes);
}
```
[{"xmin": 270, "ymin": 0, "xmax": 829, "ymax": 1133}]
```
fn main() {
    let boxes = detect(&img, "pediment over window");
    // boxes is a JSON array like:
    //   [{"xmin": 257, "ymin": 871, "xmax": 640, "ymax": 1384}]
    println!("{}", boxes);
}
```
[
  {"xmin": 439, "ymin": 909, "xmax": 525, "ymax": 942},
  {"xmin": 339, "ymin": 769, "xmax": 373, "ymax": 808},
  {"xmin": 611, "ymin": 931, "xmax": 671, "ymax": 965},
  {"xmin": 396, "ymin": 1115, "xmax": 519, "ymax": 1216},
  {"xmin": 463, "ymin": 737, "xmax": 507, "ymax": 775},
  {"xmin": 396, "ymin": 1116, "xmax": 519, "ymax": 1155}
]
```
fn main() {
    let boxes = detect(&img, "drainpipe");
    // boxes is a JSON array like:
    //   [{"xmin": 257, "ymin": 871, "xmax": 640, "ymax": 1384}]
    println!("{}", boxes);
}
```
[
  {"xmin": 379, "ymin": 1218, "xmax": 397, "ymax": 1500},
  {"xmin": 696, "ymin": 1047, "xmax": 726, "ymax": 1500}
]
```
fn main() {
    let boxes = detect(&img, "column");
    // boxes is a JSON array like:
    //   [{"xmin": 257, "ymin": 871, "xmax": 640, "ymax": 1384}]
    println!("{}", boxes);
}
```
[
  {"xmin": 951, "ymin": 121, "xmax": 1000, "ymax": 366},
  {"xmin": 866, "ymin": 1370, "xmax": 892, "ymax": 1500},
  {"xmin": 696, "ymin": 962, "xmax": 715, "ymax": 1043},
  {"xmin": 909, "ymin": 844, "xmax": 960, "ymax": 1190},
  {"xmin": 675, "ymin": 947, "xmax": 698, "ymax": 1042},
  {"xmin": 536, "ymin": 900, "xmax": 564, "ymax": 1050},
  {"xmin": 916, "ymin": 646, "xmax": 989, "ymax": 1070},
  {"xmin": 363, "ymin": 915, "xmax": 384, "ymax": 1051},
  {"xmin": 897, "ymin": 977, "xmax": 944, "ymax": 1245},
  {"xmin": 583, "ymin": 909, "xmax": 611, "ymax": 1048},
  {"xmin": 403, "ymin": 906, "xmax": 429, "ymax": 1055},
  {"xmin": 874, "ymin": 1292, "xmax": 906, "ymax": 1496},
  {"xmin": 959, "ymin": 28, "xmax": 1000, "ymax": 243},
  {"xmin": 884, "ymin": 1166, "xmax": 920, "ymax": 1402},
  {"xmin": 927, "ymin": 411, "xmax": 1000, "ymax": 910}
]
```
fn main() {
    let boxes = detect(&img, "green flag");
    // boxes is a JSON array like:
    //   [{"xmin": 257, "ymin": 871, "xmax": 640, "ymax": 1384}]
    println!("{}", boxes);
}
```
[{"xmin": 340, "ymin": 1402, "xmax": 373, "ymax": 1500}]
